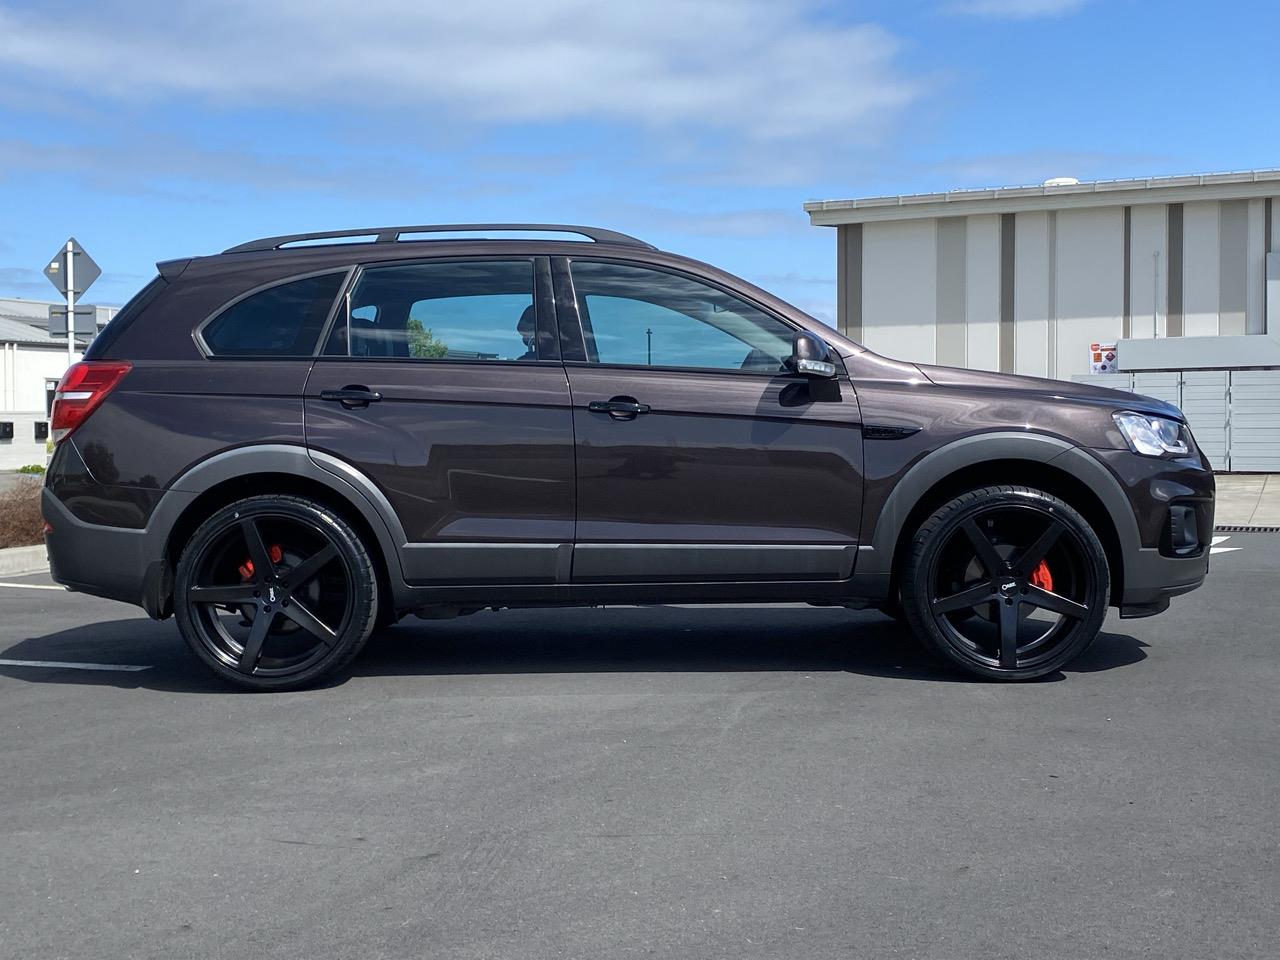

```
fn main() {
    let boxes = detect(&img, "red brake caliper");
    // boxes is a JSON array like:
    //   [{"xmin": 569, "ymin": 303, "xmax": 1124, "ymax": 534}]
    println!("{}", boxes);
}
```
[
  {"xmin": 1030, "ymin": 559, "xmax": 1054, "ymax": 592},
  {"xmin": 239, "ymin": 544, "xmax": 284, "ymax": 581}
]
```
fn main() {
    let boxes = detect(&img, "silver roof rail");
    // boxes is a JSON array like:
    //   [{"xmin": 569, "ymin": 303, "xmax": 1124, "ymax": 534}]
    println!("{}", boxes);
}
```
[{"xmin": 223, "ymin": 223, "xmax": 654, "ymax": 254}]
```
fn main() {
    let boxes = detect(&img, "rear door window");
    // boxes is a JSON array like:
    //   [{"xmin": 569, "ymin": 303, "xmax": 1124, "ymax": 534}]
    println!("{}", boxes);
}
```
[
  {"xmin": 202, "ymin": 272, "xmax": 346, "ymax": 357},
  {"xmin": 325, "ymin": 260, "xmax": 542, "ymax": 361}
]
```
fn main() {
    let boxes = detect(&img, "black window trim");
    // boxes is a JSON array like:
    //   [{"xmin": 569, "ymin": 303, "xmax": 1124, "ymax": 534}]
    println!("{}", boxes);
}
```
[
  {"xmin": 312, "ymin": 254, "xmax": 562, "ymax": 365},
  {"xmin": 555, "ymin": 256, "xmax": 841, "ymax": 379},
  {"xmin": 193, "ymin": 266, "xmax": 356, "ymax": 360}
]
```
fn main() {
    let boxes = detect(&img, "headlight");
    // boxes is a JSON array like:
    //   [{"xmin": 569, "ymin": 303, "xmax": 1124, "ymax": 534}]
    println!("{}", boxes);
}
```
[{"xmin": 1113, "ymin": 411, "xmax": 1190, "ymax": 457}]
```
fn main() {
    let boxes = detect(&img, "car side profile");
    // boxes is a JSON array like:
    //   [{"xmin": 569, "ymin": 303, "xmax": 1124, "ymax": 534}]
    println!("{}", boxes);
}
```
[{"xmin": 42, "ymin": 224, "xmax": 1215, "ymax": 689}]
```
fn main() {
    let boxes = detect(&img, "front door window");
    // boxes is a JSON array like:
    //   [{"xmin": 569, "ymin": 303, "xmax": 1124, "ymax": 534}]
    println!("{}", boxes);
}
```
[{"xmin": 570, "ymin": 261, "xmax": 794, "ymax": 374}]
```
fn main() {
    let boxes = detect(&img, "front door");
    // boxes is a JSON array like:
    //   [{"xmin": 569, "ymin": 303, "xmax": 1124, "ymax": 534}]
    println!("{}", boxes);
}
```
[
  {"xmin": 559, "ymin": 259, "xmax": 864, "ymax": 582},
  {"xmin": 305, "ymin": 256, "xmax": 574, "ymax": 585}
]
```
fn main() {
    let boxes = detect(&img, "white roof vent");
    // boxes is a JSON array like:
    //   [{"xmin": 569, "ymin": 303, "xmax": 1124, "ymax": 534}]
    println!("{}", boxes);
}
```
[{"xmin": 1043, "ymin": 176, "xmax": 1080, "ymax": 187}]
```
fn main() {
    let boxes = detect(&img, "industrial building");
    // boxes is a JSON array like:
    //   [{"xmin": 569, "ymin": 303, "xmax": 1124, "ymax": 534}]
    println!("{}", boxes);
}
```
[
  {"xmin": 806, "ymin": 169, "xmax": 1280, "ymax": 471},
  {"xmin": 0, "ymin": 297, "xmax": 113, "ymax": 470}
]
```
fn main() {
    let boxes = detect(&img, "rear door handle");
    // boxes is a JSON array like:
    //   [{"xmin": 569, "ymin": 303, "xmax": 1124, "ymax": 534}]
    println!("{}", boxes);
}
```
[
  {"xmin": 319, "ymin": 385, "xmax": 382, "ymax": 409},
  {"xmin": 588, "ymin": 397, "xmax": 651, "ymax": 420}
]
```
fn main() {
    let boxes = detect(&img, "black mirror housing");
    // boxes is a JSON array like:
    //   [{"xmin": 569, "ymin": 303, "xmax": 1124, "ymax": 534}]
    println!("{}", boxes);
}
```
[{"xmin": 786, "ymin": 332, "xmax": 837, "ymax": 378}]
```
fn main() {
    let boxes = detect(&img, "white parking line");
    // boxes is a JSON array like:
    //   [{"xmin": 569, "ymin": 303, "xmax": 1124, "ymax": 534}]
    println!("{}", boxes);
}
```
[
  {"xmin": 0, "ymin": 658, "xmax": 152, "ymax": 673},
  {"xmin": 0, "ymin": 582, "xmax": 64, "ymax": 591},
  {"xmin": 1211, "ymin": 535, "xmax": 1242, "ymax": 555}
]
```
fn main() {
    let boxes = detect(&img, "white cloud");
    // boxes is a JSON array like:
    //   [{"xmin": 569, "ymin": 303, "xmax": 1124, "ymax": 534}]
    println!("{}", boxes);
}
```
[
  {"xmin": 0, "ymin": 134, "xmax": 404, "ymax": 194},
  {"xmin": 945, "ymin": 0, "xmax": 1089, "ymax": 18},
  {"xmin": 604, "ymin": 203, "xmax": 808, "ymax": 238},
  {"xmin": 0, "ymin": 266, "xmax": 47, "ymax": 294},
  {"xmin": 0, "ymin": 1, "xmax": 920, "ymax": 144}
]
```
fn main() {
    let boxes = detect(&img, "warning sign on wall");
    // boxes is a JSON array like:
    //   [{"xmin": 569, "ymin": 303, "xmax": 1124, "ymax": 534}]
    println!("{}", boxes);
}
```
[{"xmin": 1090, "ymin": 342, "xmax": 1118, "ymax": 374}]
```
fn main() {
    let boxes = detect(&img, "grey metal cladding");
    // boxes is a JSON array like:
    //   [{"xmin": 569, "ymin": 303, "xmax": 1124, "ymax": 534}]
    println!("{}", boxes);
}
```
[
  {"xmin": 1167, "ymin": 203, "xmax": 1184, "ymax": 337},
  {"xmin": 935, "ymin": 217, "xmax": 967, "ymax": 367},
  {"xmin": 838, "ymin": 223, "xmax": 863, "ymax": 341}
]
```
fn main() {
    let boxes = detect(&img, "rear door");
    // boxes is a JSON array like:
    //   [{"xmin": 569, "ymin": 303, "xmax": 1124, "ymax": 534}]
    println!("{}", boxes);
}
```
[
  {"xmin": 304, "ymin": 256, "xmax": 575, "ymax": 584},
  {"xmin": 558, "ymin": 258, "xmax": 864, "ymax": 582}
]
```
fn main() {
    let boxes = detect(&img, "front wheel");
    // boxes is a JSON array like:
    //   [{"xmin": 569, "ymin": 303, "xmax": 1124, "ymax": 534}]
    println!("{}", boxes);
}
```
[
  {"xmin": 175, "ymin": 495, "xmax": 379, "ymax": 691},
  {"xmin": 900, "ymin": 485, "xmax": 1109, "ymax": 681}
]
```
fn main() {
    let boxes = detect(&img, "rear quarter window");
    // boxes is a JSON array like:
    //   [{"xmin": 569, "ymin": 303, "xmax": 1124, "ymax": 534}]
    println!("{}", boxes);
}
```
[
  {"xmin": 82, "ymin": 276, "xmax": 167, "ymax": 360},
  {"xmin": 201, "ymin": 272, "xmax": 345, "ymax": 357}
]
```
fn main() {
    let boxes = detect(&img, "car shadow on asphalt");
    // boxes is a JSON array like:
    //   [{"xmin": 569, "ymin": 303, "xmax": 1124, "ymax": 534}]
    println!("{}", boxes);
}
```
[{"xmin": 0, "ymin": 605, "xmax": 1148, "ymax": 694}]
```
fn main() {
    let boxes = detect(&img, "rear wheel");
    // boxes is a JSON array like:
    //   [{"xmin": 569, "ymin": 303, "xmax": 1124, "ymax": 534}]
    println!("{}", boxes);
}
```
[
  {"xmin": 900, "ymin": 485, "xmax": 1109, "ymax": 680},
  {"xmin": 175, "ymin": 495, "xmax": 378, "ymax": 691}
]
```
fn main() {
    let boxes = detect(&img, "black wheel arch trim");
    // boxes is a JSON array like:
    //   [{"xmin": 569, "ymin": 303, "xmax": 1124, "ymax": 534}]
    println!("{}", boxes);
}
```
[
  {"xmin": 70, "ymin": 444, "xmax": 411, "ymax": 617},
  {"xmin": 162, "ymin": 442, "xmax": 408, "ymax": 577},
  {"xmin": 46, "ymin": 445, "xmax": 409, "ymax": 619},
  {"xmin": 858, "ymin": 431, "xmax": 1142, "ymax": 597}
]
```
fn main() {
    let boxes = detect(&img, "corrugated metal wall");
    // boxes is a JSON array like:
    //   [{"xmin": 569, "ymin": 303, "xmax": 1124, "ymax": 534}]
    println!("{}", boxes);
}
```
[{"xmin": 844, "ymin": 195, "xmax": 1279, "ymax": 381}]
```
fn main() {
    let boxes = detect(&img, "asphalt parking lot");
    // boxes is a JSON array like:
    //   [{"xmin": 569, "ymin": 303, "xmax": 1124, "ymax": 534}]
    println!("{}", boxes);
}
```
[{"xmin": 1, "ymin": 535, "xmax": 1277, "ymax": 960}]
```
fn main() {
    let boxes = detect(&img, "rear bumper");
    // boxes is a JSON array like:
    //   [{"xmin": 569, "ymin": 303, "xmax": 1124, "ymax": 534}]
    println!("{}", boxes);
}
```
[{"xmin": 43, "ymin": 487, "xmax": 175, "ymax": 618}]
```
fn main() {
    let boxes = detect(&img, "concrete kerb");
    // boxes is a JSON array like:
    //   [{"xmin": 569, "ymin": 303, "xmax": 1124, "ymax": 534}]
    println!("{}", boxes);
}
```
[{"xmin": 0, "ymin": 545, "xmax": 48, "ymax": 577}]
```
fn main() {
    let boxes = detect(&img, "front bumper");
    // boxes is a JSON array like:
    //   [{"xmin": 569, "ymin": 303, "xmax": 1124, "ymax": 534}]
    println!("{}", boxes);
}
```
[{"xmin": 1089, "ymin": 447, "xmax": 1215, "ymax": 616}]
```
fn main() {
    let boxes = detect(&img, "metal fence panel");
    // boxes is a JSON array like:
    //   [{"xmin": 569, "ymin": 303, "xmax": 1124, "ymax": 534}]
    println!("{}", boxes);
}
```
[
  {"xmin": 1070, "ymin": 374, "xmax": 1134, "ymax": 391},
  {"xmin": 1132, "ymin": 372, "xmax": 1182, "ymax": 410},
  {"xmin": 1180, "ymin": 371, "xmax": 1230, "ymax": 470},
  {"xmin": 1228, "ymin": 371, "xmax": 1280, "ymax": 472}
]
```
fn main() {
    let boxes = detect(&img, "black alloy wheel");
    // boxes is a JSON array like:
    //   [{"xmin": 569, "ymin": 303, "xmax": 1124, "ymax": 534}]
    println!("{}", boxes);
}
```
[
  {"xmin": 901, "ymin": 485, "xmax": 1109, "ymax": 680},
  {"xmin": 175, "ymin": 495, "xmax": 378, "ymax": 691}
]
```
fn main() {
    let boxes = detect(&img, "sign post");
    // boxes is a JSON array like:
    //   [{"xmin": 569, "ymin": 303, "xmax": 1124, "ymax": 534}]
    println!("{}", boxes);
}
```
[
  {"xmin": 64, "ymin": 241, "xmax": 76, "ymax": 366},
  {"xmin": 44, "ymin": 237, "xmax": 101, "ymax": 368}
]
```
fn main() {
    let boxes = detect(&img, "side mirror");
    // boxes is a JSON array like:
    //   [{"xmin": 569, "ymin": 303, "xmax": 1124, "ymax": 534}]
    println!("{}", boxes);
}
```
[{"xmin": 786, "ymin": 331, "xmax": 837, "ymax": 379}]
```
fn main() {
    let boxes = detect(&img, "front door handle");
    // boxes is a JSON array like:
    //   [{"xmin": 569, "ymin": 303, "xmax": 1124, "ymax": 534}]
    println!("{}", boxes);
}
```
[
  {"xmin": 588, "ymin": 396, "xmax": 651, "ymax": 420},
  {"xmin": 319, "ymin": 385, "xmax": 383, "ymax": 409}
]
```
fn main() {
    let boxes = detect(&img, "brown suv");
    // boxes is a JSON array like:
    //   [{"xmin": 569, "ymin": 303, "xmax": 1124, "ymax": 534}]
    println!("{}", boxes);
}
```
[{"xmin": 43, "ymin": 224, "xmax": 1214, "ymax": 689}]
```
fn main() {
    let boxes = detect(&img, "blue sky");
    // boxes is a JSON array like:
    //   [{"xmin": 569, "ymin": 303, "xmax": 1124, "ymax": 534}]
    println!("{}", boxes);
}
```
[{"xmin": 0, "ymin": 0, "xmax": 1275, "ymax": 320}]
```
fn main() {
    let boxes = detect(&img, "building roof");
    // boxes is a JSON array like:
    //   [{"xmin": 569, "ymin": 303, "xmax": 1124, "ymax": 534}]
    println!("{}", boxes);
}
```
[
  {"xmin": 805, "ymin": 168, "xmax": 1280, "ymax": 225},
  {"xmin": 0, "ymin": 315, "xmax": 87, "ymax": 348}
]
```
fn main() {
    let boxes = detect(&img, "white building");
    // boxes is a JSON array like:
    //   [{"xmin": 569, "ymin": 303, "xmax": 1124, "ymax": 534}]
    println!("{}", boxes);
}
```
[
  {"xmin": 806, "ymin": 169, "xmax": 1280, "ymax": 471},
  {"xmin": 0, "ymin": 298, "xmax": 114, "ymax": 470}
]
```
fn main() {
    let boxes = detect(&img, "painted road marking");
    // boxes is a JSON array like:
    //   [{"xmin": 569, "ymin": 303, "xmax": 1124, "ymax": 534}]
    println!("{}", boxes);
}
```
[
  {"xmin": 1210, "ymin": 535, "xmax": 1241, "ymax": 555},
  {"xmin": 0, "ymin": 658, "xmax": 152, "ymax": 673},
  {"xmin": 0, "ymin": 582, "xmax": 64, "ymax": 591}
]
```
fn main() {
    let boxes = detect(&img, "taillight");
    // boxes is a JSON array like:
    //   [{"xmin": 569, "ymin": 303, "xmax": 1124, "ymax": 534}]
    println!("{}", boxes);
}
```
[{"xmin": 50, "ymin": 361, "xmax": 132, "ymax": 444}]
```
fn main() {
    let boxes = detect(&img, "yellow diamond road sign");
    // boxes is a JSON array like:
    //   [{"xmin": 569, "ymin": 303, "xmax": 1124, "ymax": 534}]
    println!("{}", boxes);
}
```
[{"xmin": 43, "ymin": 237, "xmax": 101, "ymax": 296}]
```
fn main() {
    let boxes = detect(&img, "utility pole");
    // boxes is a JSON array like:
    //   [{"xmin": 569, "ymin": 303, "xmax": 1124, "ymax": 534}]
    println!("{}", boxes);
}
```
[{"xmin": 646, "ymin": 327, "xmax": 653, "ymax": 366}]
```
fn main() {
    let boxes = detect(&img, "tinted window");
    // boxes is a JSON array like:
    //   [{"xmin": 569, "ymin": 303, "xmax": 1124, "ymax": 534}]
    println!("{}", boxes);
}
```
[
  {"xmin": 82, "ymin": 276, "xmax": 167, "ymax": 360},
  {"xmin": 203, "ymin": 272, "xmax": 345, "ymax": 357},
  {"xmin": 571, "ymin": 261, "xmax": 794, "ymax": 373},
  {"xmin": 329, "ymin": 260, "xmax": 538, "ymax": 361}
]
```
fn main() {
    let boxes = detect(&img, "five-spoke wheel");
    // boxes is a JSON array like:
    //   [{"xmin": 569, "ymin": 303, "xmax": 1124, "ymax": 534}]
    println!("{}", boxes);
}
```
[
  {"xmin": 175, "ymin": 496, "xmax": 379, "ymax": 690},
  {"xmin": 901, "ymin": 485, "xmax": 1109, "ymax": 680}
]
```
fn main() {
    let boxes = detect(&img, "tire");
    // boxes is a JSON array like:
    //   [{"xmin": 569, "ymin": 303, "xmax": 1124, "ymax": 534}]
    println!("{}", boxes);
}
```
[
  {"xmin": 900, "ymin": 485, "xmax": 1109, "ymax": 681},
  {"xmin": 174, "ymin": 495, "xmax": 379, "ymax": 691},
  {"xmin": 882, "ymin": 596, "xmax": 974, "ymax": 627}
]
